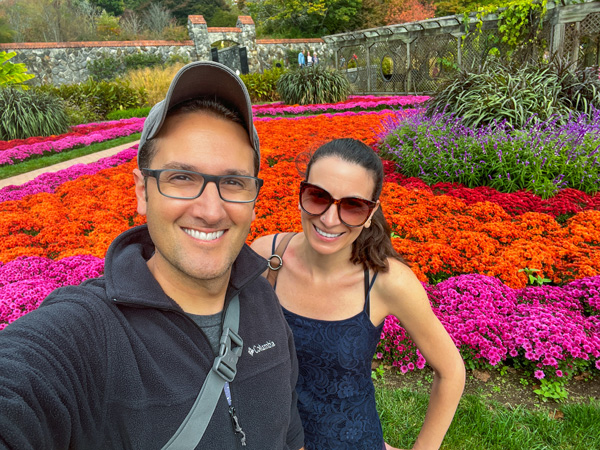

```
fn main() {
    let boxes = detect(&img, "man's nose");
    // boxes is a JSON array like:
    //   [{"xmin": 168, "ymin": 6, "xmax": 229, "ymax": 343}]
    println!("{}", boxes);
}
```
[{"xmin": 189, "ymin": 181, "xmax": 228, "ymax": 222}]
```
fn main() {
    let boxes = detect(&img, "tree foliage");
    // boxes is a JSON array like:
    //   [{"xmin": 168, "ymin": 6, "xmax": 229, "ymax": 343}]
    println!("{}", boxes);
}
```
[
  {"xmin": 386, "ymin": 0, "xmax": 436, "ymax": 24},
  {"xmin": 90, "ymin": 0, "xmax": 124, "ymax": 15},
  {"xmin": 160, "ymin": 0, "xmax": 232, "ymax": 25},
  {"xmin": 0, "ymin": 15, "xmax": 14, "ymax": 43},
  {"xmin": 434, "ymin": 0, "xmax": 498, "ymax": 17},
  {"xmin": 248, "ymin": 0, "xmax": 362, "ymax": 37}
]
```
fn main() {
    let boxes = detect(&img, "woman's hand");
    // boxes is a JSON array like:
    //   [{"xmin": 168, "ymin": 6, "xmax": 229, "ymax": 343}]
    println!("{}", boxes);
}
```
[{"xmin": 385, "ymin": 442, "xmax": 407, "ymax": 450}]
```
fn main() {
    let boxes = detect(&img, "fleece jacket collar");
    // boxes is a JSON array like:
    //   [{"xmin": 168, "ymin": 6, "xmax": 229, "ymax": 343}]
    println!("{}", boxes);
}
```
[{"xmin": 104, "ymin": 225, "xmax": 266, "ymax": 310}]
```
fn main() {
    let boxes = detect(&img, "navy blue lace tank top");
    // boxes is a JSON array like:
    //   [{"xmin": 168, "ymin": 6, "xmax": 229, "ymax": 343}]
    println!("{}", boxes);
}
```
[{"xmin": 271, "ymin": 235, "xmax": 385, "ymax": 450}]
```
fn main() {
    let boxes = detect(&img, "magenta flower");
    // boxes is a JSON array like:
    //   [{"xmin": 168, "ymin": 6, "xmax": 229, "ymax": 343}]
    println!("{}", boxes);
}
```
[{"xmin": 534, "ymin": 370, "xmax": 545, "ymax": 380}]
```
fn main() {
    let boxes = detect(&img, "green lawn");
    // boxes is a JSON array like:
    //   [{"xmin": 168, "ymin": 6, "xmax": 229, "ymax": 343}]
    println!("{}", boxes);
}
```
[{"xmin": 377, "ymin": 384, "xmax": 600, "ymax": 449}]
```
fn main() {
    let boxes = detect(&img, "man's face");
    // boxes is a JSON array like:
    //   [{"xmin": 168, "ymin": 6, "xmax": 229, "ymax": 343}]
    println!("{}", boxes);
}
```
[{"xmin": 133, "ymin": 111, "xmax": 256, "ymax": 291}]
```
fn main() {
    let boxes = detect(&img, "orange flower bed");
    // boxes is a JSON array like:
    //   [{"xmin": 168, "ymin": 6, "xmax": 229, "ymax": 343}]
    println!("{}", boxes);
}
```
[{"xmin": 1, "ymin": 111, "xmax": 599, "ymax": 289}]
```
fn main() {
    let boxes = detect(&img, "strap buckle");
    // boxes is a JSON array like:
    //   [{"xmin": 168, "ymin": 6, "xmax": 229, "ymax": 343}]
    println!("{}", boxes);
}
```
[
  {"xmin": 212, "ymin": 327, "xmax": 243, "ymax": 382},
  {"xmin": 267, "ymin": 254, "xmax": 283, "ymax": 270}
]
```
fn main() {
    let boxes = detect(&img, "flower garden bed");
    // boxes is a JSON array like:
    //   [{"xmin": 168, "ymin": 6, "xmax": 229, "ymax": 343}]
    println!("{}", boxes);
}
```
[{"xmin": 0, "ymin": 97, "xmax": 598, "ymax": 394}]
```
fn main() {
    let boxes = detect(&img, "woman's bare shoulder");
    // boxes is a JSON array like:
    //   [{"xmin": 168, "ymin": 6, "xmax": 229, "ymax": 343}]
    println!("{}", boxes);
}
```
[
  {"xmin": 249, "ymin": 234, "xmax": 278, "ymax": 259},
  {"xmin": 375, "ymin": 258, "xmax": 428, "ymax": 306}
]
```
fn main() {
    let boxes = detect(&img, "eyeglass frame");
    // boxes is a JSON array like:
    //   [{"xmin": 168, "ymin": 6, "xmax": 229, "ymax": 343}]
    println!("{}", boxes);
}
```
[
  {"xmin": 299, "ymin": 181, "xmax": 379, "ymax": 227},
  {"xmin": 141, "ymin": 168, "xmax": 264, "ymax": 203}
]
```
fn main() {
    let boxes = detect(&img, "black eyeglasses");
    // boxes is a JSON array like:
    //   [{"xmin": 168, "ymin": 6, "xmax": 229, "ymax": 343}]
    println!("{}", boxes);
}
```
[
  {"xmin": 299, "ymin": 181, "xmax": 378, "ymax": 227},
  {"xmin": 142, "ymin": 169, "xmax": 263, "ymax": 203}
]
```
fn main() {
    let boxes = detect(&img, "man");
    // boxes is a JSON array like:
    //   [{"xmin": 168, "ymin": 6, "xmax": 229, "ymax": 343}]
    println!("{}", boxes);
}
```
[
  {"xmin": 298, "ymin": 50, "xmax": 305, "ymax": 68},
  {"xmin": 0, "ymin": 62, "xmax": 305, "ymax": 450}
]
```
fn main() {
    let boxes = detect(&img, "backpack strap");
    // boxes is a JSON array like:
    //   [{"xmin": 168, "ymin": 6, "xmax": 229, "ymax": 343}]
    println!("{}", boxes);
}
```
[
  {"xmin": 161, "ymin": 294, "xmax": 243, "ymax": 449},
  {"xmin": 266, "ymin": 232, "xmax": 297, "ymax": 288}
]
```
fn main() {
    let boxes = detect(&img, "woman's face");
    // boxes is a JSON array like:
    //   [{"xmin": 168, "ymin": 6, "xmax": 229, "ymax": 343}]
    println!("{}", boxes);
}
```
[{"xmin": 301, "ymin": 156, "xmax": 378, "ymax": 257}]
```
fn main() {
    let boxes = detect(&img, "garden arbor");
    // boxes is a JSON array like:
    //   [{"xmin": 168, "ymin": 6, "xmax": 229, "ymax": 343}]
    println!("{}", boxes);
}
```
[{"xmin": 323, "ymin": 0, "xmax": 600, "ymax": 95}]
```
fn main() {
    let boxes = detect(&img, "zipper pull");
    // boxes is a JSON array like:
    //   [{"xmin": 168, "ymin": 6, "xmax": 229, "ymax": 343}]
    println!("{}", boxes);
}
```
[{"xmin": 228, "ymin": 406, "xmax": 247, "ymax": 447}]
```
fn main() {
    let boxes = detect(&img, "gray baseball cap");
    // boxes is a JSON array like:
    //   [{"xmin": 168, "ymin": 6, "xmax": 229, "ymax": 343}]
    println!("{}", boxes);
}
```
[{"xmin": 138, "ymin": 61, "xmax": 259, "ymax": 168}]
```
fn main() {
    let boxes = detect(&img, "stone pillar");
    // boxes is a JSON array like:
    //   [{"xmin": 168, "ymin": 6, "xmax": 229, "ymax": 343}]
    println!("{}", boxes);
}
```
[
  {"xmin": 187, "ymin": 15, "xmax": 210, "ymax": 61},
  {"xmin": 237, "ymin": 16, "xmax": 259, "ymax": 73}
]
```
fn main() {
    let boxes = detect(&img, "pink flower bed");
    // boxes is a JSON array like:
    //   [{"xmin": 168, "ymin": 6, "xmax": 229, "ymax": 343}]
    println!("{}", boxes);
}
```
[
  {"xmin": 255, "ymin": 109, "xmax": 422, "ymax": 122},
  {"xmin": 253, "ymin": 95, "xmax": 430, "ymax": 116},
  {"xmin": 0, "ymin": 255, "xmax": 104, "ymax": 329},
  {"xmin": 0, "ymin": 118, "xmax": 143, "ymax": 166},
  {"xmin": 0, "ymin": 146, "xmax": 138, "ymax": 202},
  {"xmin": 0, "ymin": 118, "xmax": 141, "ymax": 151},
  {"xmin": 379, "ymin": 274, "xmax": 600, "ymax": 377}
]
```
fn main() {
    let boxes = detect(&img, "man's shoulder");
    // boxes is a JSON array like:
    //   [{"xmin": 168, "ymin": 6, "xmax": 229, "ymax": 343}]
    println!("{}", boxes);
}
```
[{"xmin": 40, "ymin": 277, "xmax": 112, "ymax": 316}]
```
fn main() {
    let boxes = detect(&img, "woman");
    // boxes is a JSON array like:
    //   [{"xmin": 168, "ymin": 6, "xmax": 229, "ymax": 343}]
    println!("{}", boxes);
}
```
[{"xmin": 251, "ymin": 138, "xmax": 465, "ymax": 450}]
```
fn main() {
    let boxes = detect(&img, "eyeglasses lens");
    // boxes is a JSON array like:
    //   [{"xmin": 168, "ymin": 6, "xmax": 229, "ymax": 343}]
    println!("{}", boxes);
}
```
[
  {"xmin": 158, "ymin": 170, "xmax": 258, "ymax": 202},
  {"xmin": 301, "ymin": 184, "xmax": 372, "ymax": 226}
]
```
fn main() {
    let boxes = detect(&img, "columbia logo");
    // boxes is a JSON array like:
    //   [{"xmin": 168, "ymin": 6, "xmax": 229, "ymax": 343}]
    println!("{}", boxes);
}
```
[{"xmin": 247, "ymin": 340, "xmax": 276, "ymax": 356}]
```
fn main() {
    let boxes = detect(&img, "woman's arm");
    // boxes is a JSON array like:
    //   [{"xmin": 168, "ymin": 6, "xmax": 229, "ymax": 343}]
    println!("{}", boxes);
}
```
[{"xmin": 377, "ymin": 261, "xmax": 465, "ymax": 450}]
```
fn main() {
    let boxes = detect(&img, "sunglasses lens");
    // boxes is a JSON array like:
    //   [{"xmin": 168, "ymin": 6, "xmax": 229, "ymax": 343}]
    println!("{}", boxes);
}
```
[
  {"xmin": 301, "ymin": 183, "xmax": 375, "ymax": 227},
  {"xmin": 301, "ymin": 185, "xmax": 332, "ymax": 215},
  {"xmin": 339, "ymin": 198, "xmax": 372, "ymax": 226}
]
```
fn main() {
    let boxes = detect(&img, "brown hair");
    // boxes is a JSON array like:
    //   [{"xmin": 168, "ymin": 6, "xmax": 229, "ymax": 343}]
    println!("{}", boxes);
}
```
[{"xmin": 303, "ymin": 138, "xmax": 408, "ymax": 273}]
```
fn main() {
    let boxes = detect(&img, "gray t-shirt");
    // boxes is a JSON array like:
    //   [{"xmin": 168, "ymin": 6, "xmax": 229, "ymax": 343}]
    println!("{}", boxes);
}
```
[{"xmin": 187, "ymin": 311, "xmax": 222, "ymax": 356}]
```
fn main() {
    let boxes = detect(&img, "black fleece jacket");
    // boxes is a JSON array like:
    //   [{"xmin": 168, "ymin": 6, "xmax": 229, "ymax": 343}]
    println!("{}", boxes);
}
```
[{"xmin": 0, "ymin": 225, "xmax": 304, "ymax": 450}]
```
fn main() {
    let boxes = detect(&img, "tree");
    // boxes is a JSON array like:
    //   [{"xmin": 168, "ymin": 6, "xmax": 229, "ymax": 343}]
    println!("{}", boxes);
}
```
[
  {"xmin": 385, "ymin": 0, "xmax": 436, "ymax": 24},
  {"xmin": 90, "ymin": 0, "xmax": 124, "ymax": 15},
  {"xmin": 2, "ymin": 0, "xmax": 103, "ymax": 42},
  {"xmin": 248, "ymin": 0, "xmax": 361, "ymax": 37},
  {"xmin": 161, "ymin": 0, "xmax": 231, "ymax": 25},
  {"xmin": 433, "ymin": 0, "xmax": 506, "ymax": 18},
  {"xmin": 356, "ymin": 0, "xmax": 388, "ymax": 29},
  {"xmin": 0, "ymin": 16, "xmax": 15, "ymax": 43}
]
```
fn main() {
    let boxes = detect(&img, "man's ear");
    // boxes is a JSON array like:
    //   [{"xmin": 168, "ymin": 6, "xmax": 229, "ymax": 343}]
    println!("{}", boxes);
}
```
[{"xmin": 133, "ymin": 168, "xmax": 147, "ymax": 216}]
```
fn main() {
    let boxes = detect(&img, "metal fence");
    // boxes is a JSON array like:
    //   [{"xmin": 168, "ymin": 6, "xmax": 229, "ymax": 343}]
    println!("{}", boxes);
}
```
[{"xmin": 323, "ymin": 0, "xmax": 600, "ymax": 95}]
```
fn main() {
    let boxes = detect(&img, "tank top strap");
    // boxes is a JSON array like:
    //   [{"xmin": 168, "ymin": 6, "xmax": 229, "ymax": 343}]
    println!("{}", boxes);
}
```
[
  {"xmin": 363, "ymin": 269, "xmax": 378, "ymax": 317},
  {"xmin": 271, "ymin": 233, "xmax": 280, "ymax": 254}
]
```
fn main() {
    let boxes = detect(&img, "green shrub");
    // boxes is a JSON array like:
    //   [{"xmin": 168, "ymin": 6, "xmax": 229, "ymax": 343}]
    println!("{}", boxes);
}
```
[
  {"xmin": 106, "ymin": 106, "xmax": 151, "ymax": 120},
  {"xmin": 276, "ymin": 65, "xmax": 351, "ymax": 105},
  {"xmin": 36, "ymin": 79, "xmax": 147, "ymax": 124},
  {"xmin": 61, "ymin": 100, "xmax": 103, "ymax": 126},
  {"xmin": 124, "ymin": 52, "xmax": 164, "ymax": 72},
  {"xmin": 240, "ymin": 67, "xmax": 286, "ymax": 103},
  {"xmin": 426, "ymin": 58, "xmax": 600, "ymax": 128},
  {"xmin": 165, "ymin": 53, "xmax": 190, "ymax": 66},
  {"xmin": 0, "ymin": 87, "xmax": 69, "ymax": 140},
  {"xmin": 88, "ymin": 53, "xmax": 125, "ymax": 82},
  {"xmin": 286, "ymin": 49, "xmax": 300, "ymax": 66}
]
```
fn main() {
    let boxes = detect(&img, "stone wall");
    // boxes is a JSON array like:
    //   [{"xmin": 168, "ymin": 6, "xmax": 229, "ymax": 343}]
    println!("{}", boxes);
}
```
[
  {"xmin": 255, "ymin": 38, "xmax": 330, "ymax": 70},
  {"xmin": 0, "ymin": 41, "xmax": 195, "ymax": 85},
  {"xmin": 0, "ymin": 15, "xmax": 330, "ymax": 86}
]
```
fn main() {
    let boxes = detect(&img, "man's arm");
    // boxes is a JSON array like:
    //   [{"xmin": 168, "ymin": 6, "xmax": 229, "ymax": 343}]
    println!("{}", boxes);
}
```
[{"xmin": 0, "ymin": 299, "xmax": 106, "ymax": 449}]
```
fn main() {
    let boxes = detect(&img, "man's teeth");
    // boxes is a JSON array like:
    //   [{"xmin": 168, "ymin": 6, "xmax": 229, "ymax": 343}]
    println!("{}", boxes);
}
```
[
  {"xmin": 184, "ymin": 229, "xmax": 224, "ymax": 241},
  {"xmin": 315, "ymin": 226, "xmax": 342, "ymax": 238}
]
